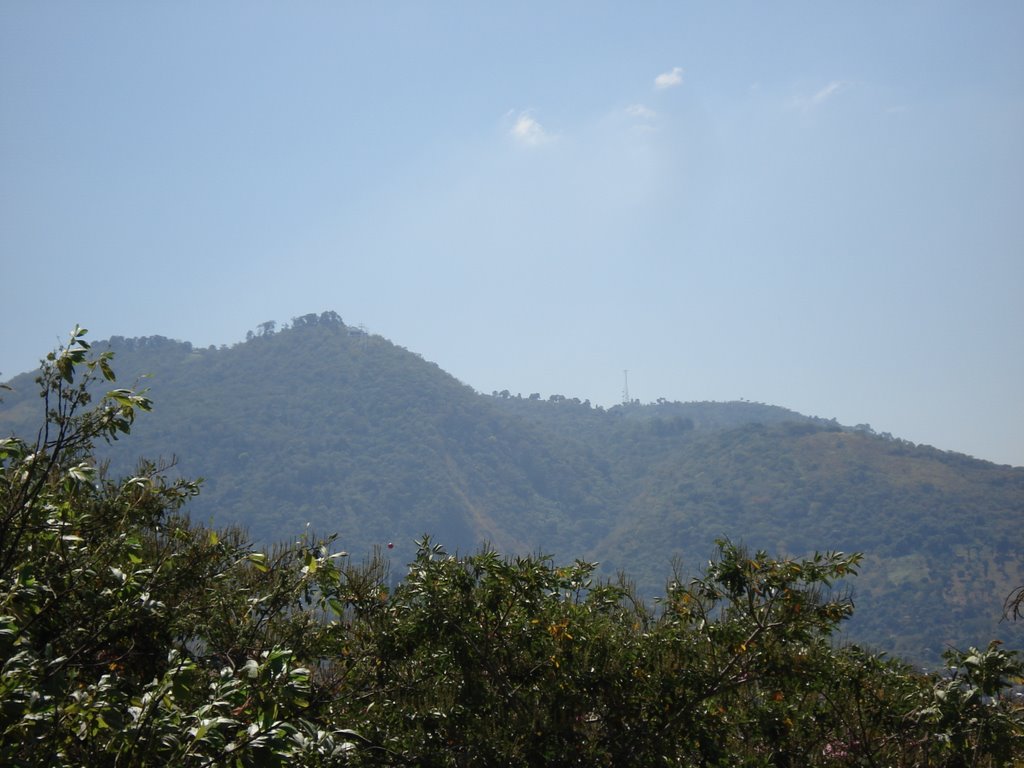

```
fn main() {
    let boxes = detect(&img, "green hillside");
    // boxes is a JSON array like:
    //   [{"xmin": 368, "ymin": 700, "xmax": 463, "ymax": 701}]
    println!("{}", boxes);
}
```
[{"xmin": 1, "ymin": 314, "xmax": 1021, "ymax": 666}]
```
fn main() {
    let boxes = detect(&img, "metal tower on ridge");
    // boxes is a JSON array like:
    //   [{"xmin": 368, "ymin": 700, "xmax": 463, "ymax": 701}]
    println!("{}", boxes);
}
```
[{"xmin": 622, "ymin": 369, "xmax": 630, "ymax": 405}]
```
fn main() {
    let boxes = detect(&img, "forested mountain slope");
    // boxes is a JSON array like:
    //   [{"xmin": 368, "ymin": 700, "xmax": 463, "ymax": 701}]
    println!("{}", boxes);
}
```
[{"xmin": 1, "ymin": 313, "xmax": 1021, "ymax": 665}]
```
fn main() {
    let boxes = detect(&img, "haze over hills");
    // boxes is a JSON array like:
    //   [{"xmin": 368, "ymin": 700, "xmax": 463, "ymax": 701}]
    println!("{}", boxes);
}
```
[{"xmin": 1, "ymin": 312, "xmax": 1021, "ymax": 666}]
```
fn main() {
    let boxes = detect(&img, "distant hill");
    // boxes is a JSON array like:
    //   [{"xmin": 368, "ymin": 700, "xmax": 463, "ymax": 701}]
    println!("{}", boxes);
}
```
[{"xmin": 2, "ymin": 312, "xmax": 1021, "ymax": 666}]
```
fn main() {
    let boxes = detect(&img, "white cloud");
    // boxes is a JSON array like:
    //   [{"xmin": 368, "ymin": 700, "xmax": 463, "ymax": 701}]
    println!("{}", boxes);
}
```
[
  {"xmin": 811, "ymin": 80, "xmax": 844, "ymax": 105},
  {"xmin": 793, "ymin": 80, "xmax": 852, "ymax": 111},
  {"xmin": 625, "ymin": 104, "xmax": 656, "ymax": 119},
  {"xmin": 654, "ymin": 66, "xmax": 683, "ymax": 89},
  {"xmin": 509, "ymin": 111, "xmax": 551, "ymax": 146}
]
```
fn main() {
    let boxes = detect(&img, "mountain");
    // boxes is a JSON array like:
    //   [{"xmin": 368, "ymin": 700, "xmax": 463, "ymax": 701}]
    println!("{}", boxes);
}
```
[{"xmin": 1, "ymin": 312, "xmax": 1021, "ymax": 665}]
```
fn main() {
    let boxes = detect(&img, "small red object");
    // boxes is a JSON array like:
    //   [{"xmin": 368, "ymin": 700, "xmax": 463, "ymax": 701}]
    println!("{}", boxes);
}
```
[{"xmin": 387, "ymin": 542, "xmax": 394, "ymax": 549}]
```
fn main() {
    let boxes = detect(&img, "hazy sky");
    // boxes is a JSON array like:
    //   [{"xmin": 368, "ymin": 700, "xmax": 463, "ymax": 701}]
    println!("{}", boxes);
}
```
[{"xmin": 2, "ymin": 2, "xmax": 1022, "ymax": 466}]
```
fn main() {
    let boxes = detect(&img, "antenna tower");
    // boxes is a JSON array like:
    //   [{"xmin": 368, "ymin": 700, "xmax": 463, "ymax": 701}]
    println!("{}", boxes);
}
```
[{"xmin": 622, "ymin": 369, "xmax": 630, "ymax": 405}]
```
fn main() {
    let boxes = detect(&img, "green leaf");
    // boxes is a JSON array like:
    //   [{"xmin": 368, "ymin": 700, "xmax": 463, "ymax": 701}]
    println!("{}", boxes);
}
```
[
  {"xmin": 56, "ymin": 356, "xmax": 73, "ymax": 383},
  {"xmin": 98, "ymin": 357, "xmax": 116, "ymax": 382},
  {"xmin": 0, "ymin": 438, "xmax": 25, "ymax": 461},
  {"xmin": 302, "ymin": 552, "xmax": 318, "ymax": 575},
  {"xmin": 328, "ymin": 597, "xmax": 346, "ymax": 615},
  {"xmin": 67, "ymin": 463, "xmax": 96, "ymax": 483}
]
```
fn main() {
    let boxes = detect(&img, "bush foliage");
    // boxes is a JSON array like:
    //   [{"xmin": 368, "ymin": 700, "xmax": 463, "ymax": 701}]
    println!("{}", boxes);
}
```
[{"xmin": 1, "ymin": 331, "xmax": 1021, "ymax": 766}]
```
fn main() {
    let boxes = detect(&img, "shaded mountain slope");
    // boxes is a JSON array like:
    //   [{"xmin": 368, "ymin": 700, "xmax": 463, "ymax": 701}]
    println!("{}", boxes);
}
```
[{"xmin": 586, "ymin": 422, "xmax": 1022, "ymax": 662}]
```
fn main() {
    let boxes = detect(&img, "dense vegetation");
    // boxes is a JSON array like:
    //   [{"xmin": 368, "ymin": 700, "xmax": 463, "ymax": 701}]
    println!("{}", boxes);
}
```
[
  {"xmin": 1, "ymin": 329, "xmax": 1022, "ymax": 765},
  {"xmin": 1, "ymin": 314, "xmax": 1021, "ymax": 665}
]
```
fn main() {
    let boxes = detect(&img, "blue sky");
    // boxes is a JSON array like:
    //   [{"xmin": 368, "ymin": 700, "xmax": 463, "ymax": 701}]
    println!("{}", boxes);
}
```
[{"xmin": 2, "ymin": 2, "xmax": 1022, "ymax": 466}]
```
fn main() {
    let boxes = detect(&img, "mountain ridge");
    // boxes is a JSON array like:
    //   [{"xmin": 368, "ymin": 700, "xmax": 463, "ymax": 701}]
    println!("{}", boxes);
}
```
[{"xmin": 1, "ymin": 314, "xmax": 1021, "ymax": 665}]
